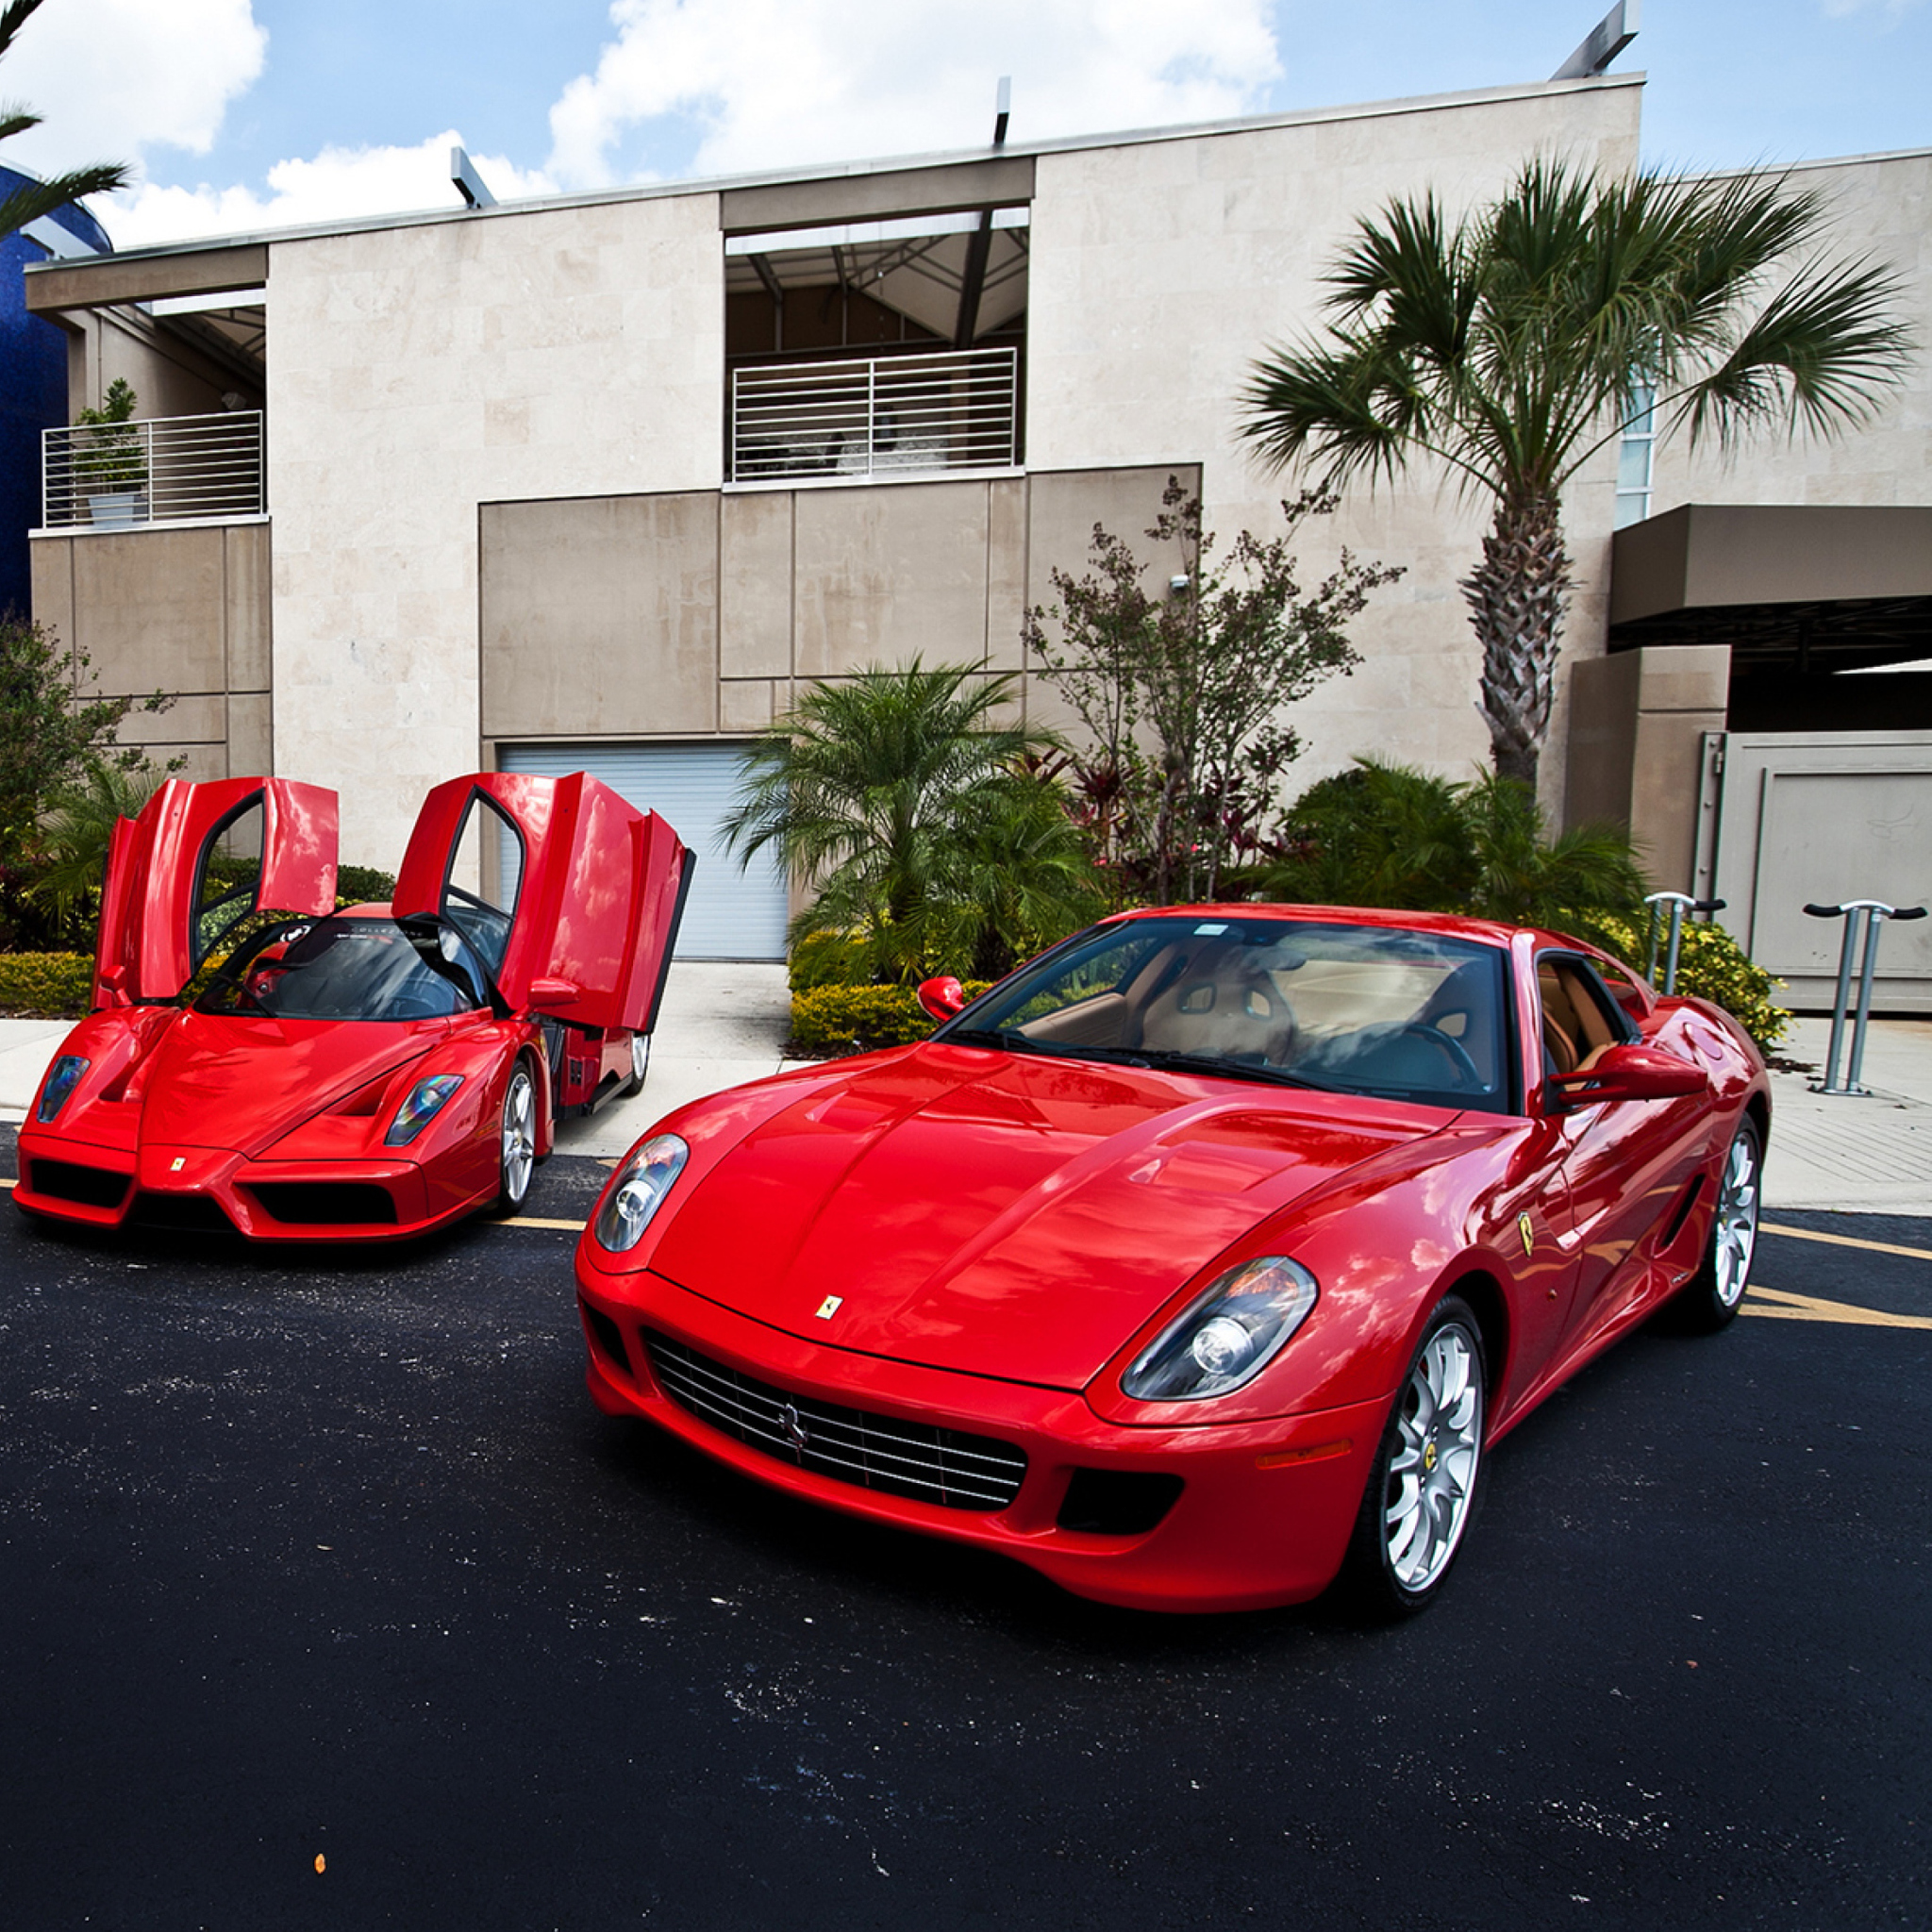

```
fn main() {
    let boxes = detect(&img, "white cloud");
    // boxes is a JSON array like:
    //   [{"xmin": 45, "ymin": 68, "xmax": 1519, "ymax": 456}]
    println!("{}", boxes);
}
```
[
  {"xmin": 100, "ymin": 132, "xmax": 558, "ymax": 248},
  {"xmin": 546, "ymin": 0, "xmax": 1282, "ymax": 191},
  {"xmin": 0, "ymin": 0, "xmax": 266, "ymax": 169}
]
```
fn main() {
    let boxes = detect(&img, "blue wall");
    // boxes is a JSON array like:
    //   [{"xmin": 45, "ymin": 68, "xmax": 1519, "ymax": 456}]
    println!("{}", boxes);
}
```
[{"xmin": 0, "ymin": 174, "xmax": 109, "ymax": 619}]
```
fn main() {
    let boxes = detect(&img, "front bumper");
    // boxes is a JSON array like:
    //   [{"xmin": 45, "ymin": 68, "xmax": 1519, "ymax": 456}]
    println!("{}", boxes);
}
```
[
  {"xmin": 575, "ymin": 1258, "xmax": 1387, "ymax": 1613},
  {"xmin": 14, "ymin": 1128, "xmax": 486, "ymax": 1242}
]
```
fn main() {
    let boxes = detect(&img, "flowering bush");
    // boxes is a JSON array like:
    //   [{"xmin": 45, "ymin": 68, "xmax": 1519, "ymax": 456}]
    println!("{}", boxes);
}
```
[{"xmin": 1596, "ymin": 914, "xmax": 1790, "ymax": 1052}]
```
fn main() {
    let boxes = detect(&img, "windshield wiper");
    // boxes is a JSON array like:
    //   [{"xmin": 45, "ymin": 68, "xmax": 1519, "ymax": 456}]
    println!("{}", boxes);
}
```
[
  {"xmin": 1132, "ymin": 1049, "xmax": 1333, "ymax": 1091},
  {"xmin": 944, "ymin": 1025, "xmax": 1058, "ymax": 1055}
]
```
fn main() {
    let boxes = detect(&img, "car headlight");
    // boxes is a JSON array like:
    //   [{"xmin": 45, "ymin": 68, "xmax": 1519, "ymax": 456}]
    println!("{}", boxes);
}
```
[
  {"xmin": 385, "ymin": 1074, "xmax": 463, "ymax": 1146},
  {"xmin": 35, "ymin": 1055, "xmax": 89, "ymax": 1123},
  {"xmin": 1121, "ymin": 1256, "xmax": 1319, "ymax": 1402},
  {"xmin": 593, "ymin": 1134, "xmax": 689, "ymax": 1252}
]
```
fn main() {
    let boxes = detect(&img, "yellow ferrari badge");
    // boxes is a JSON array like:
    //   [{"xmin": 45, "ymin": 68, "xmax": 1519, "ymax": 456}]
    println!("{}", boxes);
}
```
[
  {"xmin": 171, "ymin": 1156, "xmax": 186, "ymax": 1173},
  {"xmin": 1518, "ymin": 1212, "xmax": 1535, "ymax": 1259},
  {"xmin": 814, "ymin": 1295, "xmax": 843, "ymax": 1321}
]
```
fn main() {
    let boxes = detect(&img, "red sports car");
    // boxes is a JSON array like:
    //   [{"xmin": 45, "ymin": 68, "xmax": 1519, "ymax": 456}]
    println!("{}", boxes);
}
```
[
  {"xmin": 18, "ymin": 771, "xmax": 690, "ymax": 1242},
  {"xmin": 575, "ymin": 907, "xmax": 1768, "ymax": 1616}
]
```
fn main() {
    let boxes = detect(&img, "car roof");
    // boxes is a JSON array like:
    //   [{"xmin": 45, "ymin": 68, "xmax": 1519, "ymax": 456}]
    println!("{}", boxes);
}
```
[{"xmin": 1095, "ymin": 903, "xmax": 1536, "ymax": 949}]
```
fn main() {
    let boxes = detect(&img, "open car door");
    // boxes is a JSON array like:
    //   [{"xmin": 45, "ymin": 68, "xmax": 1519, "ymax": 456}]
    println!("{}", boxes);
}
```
[
  {"xmin": 93, "ymin": 776, "xmax": 341, "ymax": 1008},
  {"xmin": 391, "ymin": 772, "xmax": 691, "ymax": 1034}
]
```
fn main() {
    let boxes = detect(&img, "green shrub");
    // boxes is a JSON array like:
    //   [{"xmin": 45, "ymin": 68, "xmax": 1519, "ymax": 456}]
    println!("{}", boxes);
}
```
[
  {"xmin": 336, "ymin": 863, "xmax": 397, "ymax": 905},
  {"xmin": 1596, "ymin": 914, "xmax": 1790, "ymax": 1053},
  {"xmin": 791, "ymin": 981, "xmax": 993, "ymax": 1053},
  {"xmin": 0, "ymin": 951, "xmax": 92, "ymax": 1018}
]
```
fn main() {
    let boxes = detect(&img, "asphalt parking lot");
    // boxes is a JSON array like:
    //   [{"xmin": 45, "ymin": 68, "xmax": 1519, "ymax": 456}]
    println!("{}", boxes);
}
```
[{"xmin": 1, "ymin": 1123, "xmax": 1926, "ymax": 1932}]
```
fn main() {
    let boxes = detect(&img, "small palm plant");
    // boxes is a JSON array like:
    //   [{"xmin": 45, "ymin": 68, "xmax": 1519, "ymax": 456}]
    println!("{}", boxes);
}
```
[{"xmin": 724, "ymin": 660, "xmax": 1100, "ymax": 985}]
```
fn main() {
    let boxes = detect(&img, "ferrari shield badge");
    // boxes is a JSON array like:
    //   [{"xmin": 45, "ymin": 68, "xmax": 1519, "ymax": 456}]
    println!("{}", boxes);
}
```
[
  {"xmin": 1518, "ymin": 1212, "xmax": 1535, "ymax": 1259},
  {"xmin": 814, "ymin": 1295, "xmax": 843, "ymax": 1321}
]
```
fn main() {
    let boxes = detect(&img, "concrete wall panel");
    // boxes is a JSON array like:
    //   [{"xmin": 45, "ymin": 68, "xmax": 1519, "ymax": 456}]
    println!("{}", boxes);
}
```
[
  {"xmin": 72, "ymin": 525, "xmax": 227, "ymax": 696},
  {"xmin": 720, "ymin": 491, "xmax": 793, "ymax": 678},
  {"xmin": 480, "ymin": 493, "xmax": 720, "ymax": 739},
  {"xmin": 793, "ymin": 480, "xmax": 991, "ymax": 676}
]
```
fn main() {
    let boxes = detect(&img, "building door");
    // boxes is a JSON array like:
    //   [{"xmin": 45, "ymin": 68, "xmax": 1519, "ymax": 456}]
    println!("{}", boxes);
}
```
[
  {"xmin": 1697, "ymin": 729, "xmax": 1932, "ymax": 1011},
  {"xmin": 495, "ymin": 742, "xmax": 788, "ymax": 961}
]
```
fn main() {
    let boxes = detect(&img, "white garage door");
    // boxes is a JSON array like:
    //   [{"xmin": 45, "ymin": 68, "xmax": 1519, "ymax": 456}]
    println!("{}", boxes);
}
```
[{"xmin": 497, "ymin": 741, "xmax": 789, "ymax": 960}]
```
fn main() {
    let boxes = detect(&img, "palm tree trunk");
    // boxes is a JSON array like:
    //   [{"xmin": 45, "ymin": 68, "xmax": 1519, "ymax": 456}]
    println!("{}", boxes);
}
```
[{"xmin": 1462, "ymin": 495, "xmax": 1571, "ymax": 791}]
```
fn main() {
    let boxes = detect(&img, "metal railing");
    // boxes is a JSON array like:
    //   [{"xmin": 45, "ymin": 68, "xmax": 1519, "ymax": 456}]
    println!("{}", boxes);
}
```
[
  {"xmin": 729, "ymin": 347, "xmax": 1019, "ymax": 483},
  {"xmin": 42, "ymin": 410, "xmax": 264, "ymax": 529}
]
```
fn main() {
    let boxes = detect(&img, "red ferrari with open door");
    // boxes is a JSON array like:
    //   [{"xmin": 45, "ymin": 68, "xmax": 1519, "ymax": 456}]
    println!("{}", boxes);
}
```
[{"xmin": 17, "ymin": 772, "xmax": 690, "ymax": 1241}]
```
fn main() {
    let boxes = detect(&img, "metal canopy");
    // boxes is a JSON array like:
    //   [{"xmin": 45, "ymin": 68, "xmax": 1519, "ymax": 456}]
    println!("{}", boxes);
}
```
[{"xmin": 724, "ymin": 225, "xmax": 1028, "ymax": 342}]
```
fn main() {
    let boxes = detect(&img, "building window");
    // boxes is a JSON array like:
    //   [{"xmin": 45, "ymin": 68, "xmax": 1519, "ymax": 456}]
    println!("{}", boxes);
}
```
[{"xmin": 1614, "ymin": 378, "xmax": 1655, "ymax": 529}]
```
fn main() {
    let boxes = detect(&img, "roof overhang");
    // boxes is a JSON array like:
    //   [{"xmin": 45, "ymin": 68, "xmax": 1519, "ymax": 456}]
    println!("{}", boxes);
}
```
[
  {"xmin": 1609, "ymin": 504, "xmax": 1932, "ymax": 671},
  {"xmin": 25, "ymin": 242, "xmax": 266, "ymax": 317}
]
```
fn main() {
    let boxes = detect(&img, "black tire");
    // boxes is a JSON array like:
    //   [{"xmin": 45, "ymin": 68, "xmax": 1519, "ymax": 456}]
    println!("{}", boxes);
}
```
[
  {"xmin": 1676, "ymin": 1117, "xmax": 1763, "ymax": 1333},
  {"xmin": 623, "ymin": 1030, "xmax": 650, "ymax": 1098},
  {"xmin": 492, "ymin": 1060, "xmax": 537, "ymax": 1215},
  {"xmin": 1340, "ymin": 1294, "xmax": 1488, "ymax": 1620}
]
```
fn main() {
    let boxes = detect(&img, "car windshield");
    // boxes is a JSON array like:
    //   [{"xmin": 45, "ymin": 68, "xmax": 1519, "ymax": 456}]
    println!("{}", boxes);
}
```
[
  {"xmin": 194, "ymin": 915, "xmax": 491, "ymax": 1023},
  {"xmin": 942, "ymin": 914, "xmax": 1513, "ymax": 1114}
]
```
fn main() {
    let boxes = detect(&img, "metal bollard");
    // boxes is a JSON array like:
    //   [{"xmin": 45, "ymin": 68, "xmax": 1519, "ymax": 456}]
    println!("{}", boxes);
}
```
[
  {"xmin": 1802, "ymin": 900, "xmax": 1928, "ymax": 1094},
  {"xmin": 1643, "ymin": 891, "xmax": 1727, "ymax": 996}
]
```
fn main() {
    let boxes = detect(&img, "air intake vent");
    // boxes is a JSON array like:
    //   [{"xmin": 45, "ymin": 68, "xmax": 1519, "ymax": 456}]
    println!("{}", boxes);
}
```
[
  {"xmin": 249, "ymin": 1182, "xmax": 398, "ymax": 1225},
  {"xmin": 645, "ymin": 1331, "xmax": 1026, "ymax": 1512},
  {"xmin": 27, "ymin": 1158, "xmax": 131, "ymax": 1208},
  {"xmin": 130, "ymin": 1192, "xmax": 235, "ymax": 1235}
]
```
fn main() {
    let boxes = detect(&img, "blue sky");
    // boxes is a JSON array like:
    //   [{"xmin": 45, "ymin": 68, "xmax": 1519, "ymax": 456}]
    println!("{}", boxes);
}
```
[{"xmin": 3, "ymin": 0, "xmax": 1925, "ymax": 246}]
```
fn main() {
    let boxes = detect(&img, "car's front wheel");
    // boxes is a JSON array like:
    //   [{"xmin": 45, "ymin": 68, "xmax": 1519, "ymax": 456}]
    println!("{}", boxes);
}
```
[
  {"xmin": 494, "ymin": 1061, "xmax": 537, "ymax": 1215},
  {"xmin": 1677, "ymin": 1118, "xmax": 1763, "ymax": 1332},
  {"xmin": 1341, "ymin": 1294, "xmax": 1487, "ymax": 1618}
]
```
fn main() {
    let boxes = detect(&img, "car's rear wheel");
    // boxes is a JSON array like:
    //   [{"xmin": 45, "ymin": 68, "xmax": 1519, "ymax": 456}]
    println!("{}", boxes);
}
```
[
  {"xmin": 624, "ymin": 1031, "xmax": 650, "ymax": 1097},
  {"xmin": 1677, "ymin": 1118, "xmax": 1762, "ymax": 1332},
  {"xmin": 494, "ymin": 1061, "xmax": 537, "ymax": 1214},
  {"xmin": 1341, "ymin": 1295, "xmax": 1487, "ymax": 1618}
]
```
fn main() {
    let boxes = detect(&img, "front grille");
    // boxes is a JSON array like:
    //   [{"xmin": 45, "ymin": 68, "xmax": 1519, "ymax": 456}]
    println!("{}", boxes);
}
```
[
  {"xmin": 249, "ymin": 1181, "xmax": 398, "ymax": 1225},
  {"xmin": 645, "ymin": 1331, "xmax": 1027, "ymax": 1512},
  {"xmin": 129, "ymin": 1191, "xmax": 236, "ymax": 1235},
  {"xmin": 27, "ymin": 1158, "xmax": 131, "ymax": 1208}
]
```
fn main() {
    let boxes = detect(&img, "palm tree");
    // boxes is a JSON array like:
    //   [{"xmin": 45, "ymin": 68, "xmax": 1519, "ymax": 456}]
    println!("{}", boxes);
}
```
[
  {"xmin": 0, "ymin": 1, "xmax": 130, "ymax": 241},
  {"xmin": 724, "ymin": 659, "xmax": 1095, "ymax": 985},
  {"xmin": 1241, "ymin": 158, "xmax": 1913, "ymax": 788}
]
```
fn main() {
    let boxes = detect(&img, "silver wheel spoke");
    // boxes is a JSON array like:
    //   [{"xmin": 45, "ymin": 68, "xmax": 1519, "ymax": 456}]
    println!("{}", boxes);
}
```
[{"xmin": 1381, "ymin": 1318, "xmax": 1484, "ymax": 1595}]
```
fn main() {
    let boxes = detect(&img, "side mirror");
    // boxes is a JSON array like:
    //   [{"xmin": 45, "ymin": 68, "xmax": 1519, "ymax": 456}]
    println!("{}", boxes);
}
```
[
  {"xmin": 916, "ymin": 975, "xmax": 967, "ymax": 1022},
  {"xmin": 527, "ymin": 975, "xmax": 582, "ymax": 1012},
  {"xmin": 1550, "ymin": 1041, "xmax": 1707, "ymax": 1106}
]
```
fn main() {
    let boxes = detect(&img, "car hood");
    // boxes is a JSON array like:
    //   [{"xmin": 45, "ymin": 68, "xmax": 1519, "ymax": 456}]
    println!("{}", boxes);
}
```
[
  {"xmin": 124, "ymin": 1011, "xmax": 443, "ymax": 1157},
  {"xmin": 647, "ymin": 1042, "xmax": 1456, "ymax": 1390}
]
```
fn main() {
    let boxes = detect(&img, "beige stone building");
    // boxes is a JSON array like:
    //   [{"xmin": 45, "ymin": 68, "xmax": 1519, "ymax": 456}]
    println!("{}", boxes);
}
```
[{"xmin": 22, "ymin": 73, "xmax": 1932, "ymax": 998}]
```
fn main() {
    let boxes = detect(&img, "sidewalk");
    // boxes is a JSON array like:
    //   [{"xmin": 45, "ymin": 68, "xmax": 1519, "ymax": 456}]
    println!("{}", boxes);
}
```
[
  {"xmin": 6, "ymin": 975, "xmax": 1928, "ymax": 1214},
  {"xmin": 1759, "ymin": 1014, "xmax": 1932, "ymax": 1214}
]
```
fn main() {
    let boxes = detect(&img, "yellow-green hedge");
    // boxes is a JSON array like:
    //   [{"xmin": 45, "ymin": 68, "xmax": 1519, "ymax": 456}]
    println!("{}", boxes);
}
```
[
  {"xmin": 791, "ymin": 981, "xmax": 993, "ymax": 1052},
  {"xmin": 0, "ymin": 952, "xmax": 92, "ymax": 1019},
  {"xmin": 1596, "ymin": 914, "xmax": 1790, "ymax": 1053}
]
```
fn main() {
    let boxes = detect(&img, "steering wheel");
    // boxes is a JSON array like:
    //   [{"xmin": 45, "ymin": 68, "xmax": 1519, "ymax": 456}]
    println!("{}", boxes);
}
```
[{"xmin": 1396, "ymin": 1023, "xmax": 1484, "ymax": 1091}]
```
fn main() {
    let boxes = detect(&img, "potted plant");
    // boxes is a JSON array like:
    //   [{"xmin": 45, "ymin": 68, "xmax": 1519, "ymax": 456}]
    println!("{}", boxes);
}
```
[{"xmin": 74, "ymin": 378, "xmax": 147, "ymax": 525}]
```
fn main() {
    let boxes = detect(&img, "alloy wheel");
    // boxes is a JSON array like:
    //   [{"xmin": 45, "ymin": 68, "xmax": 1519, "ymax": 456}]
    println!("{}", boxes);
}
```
[{"xmin": 1383, "ymin": 1318, "xmax": 1485, "ymax": 1595}]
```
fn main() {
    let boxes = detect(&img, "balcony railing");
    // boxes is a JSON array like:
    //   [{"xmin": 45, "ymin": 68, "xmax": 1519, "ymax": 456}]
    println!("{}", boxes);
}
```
[
  {"xmin": 42, "ymin": 409, "xmax": 264, "ymax": 530},
  {"xmin": 729, "ymin": 347, "xmax": 1019, "ymax": 483}
]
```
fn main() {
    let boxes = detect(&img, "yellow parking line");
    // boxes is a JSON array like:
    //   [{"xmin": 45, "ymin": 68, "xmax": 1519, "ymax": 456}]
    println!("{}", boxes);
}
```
[
  {"xmin": 503, "ymin": 1214, "xmax": 586, "ymax": 1233},
  {"xmin": 1742, "ymin": 1285, "xmax": 1932, "ymax": 1330},
  {"xmin": 1761, "ymin": 1222, "xmax": 1932, "ymax": 1264}
]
